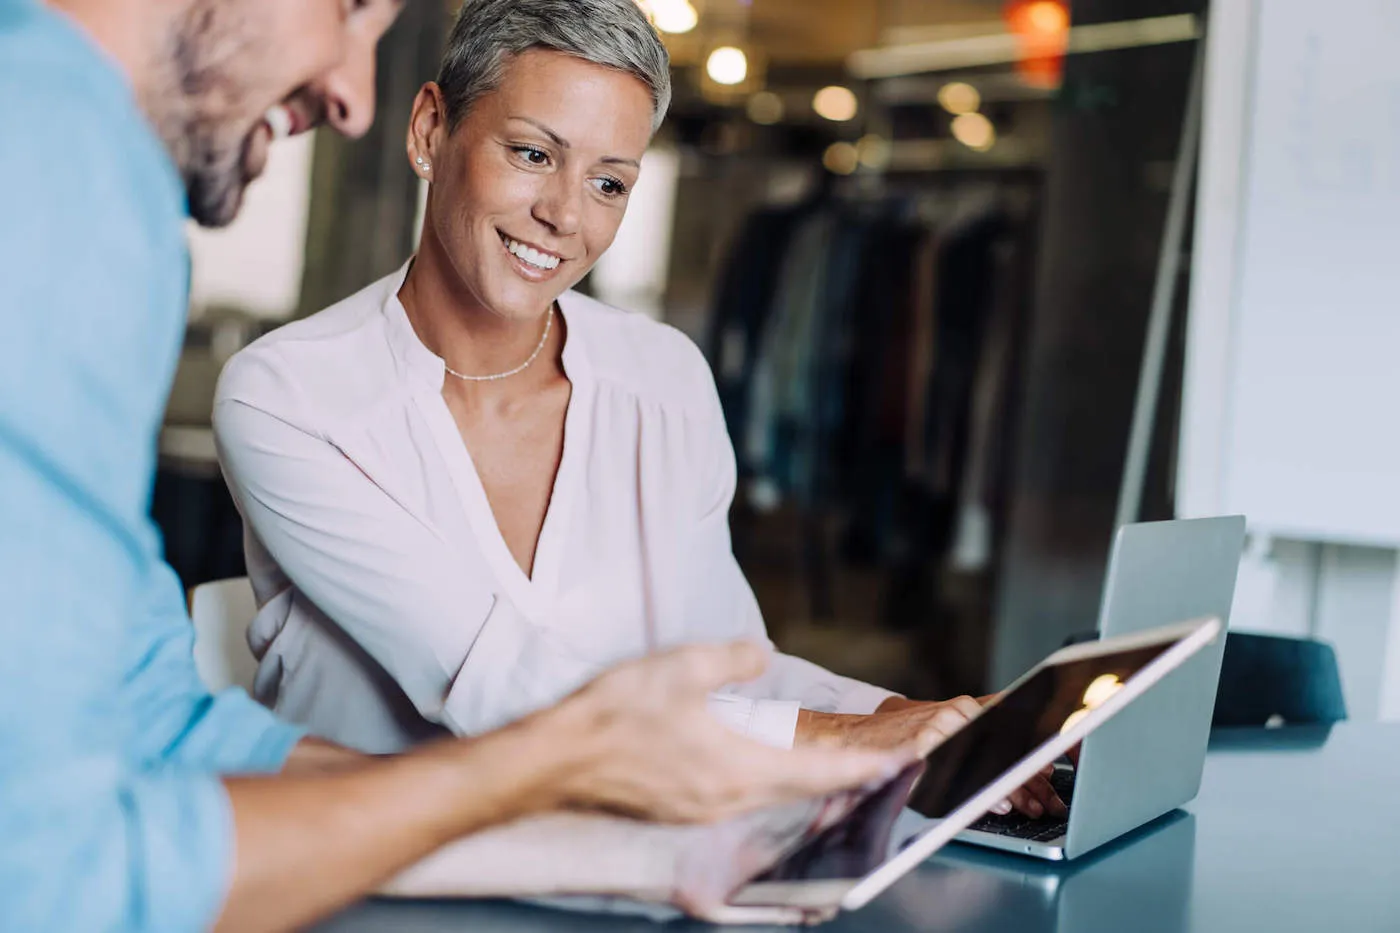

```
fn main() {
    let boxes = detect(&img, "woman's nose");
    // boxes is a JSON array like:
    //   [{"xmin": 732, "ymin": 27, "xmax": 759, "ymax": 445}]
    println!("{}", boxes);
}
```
[{"xmin": 533, "ymin": 173, "xmax": 583, "ymax": 237}]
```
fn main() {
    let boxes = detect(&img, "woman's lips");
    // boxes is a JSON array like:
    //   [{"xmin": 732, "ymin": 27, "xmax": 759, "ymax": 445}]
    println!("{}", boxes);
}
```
[{"xmin": 498, "ymin": 230, "xmax": 567, "ymax": 282}]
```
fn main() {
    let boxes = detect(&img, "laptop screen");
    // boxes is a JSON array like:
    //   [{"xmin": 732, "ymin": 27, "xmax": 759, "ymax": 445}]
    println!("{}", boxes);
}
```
[{"xmin": 758, "ymin": 640, "xmax": 1174, "ymax": 883}]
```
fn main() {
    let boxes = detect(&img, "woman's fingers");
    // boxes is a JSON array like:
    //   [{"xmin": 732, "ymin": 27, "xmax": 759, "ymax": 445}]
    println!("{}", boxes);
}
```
[
  {"xmin": 946, "ymin": 695, "xmax": 984, "ymax": 720},
  {"xmin": 1031, "ymin": 771, "xmax": 1068, "ymax": 817},
  {"xmin": 1006, "ymin": 771, "xmax": 1065, "ymax": 819},
  {"xmin": 1005, "ymin": 785, "xmax": 1042, "ymax": 818}
]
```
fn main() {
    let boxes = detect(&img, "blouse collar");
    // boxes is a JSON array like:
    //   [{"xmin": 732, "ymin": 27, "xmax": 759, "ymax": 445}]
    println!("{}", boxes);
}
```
[
  {"xmin": 380, "ymin": 260, "xmax": 439, "ymax": 391},
  {"xmin": 379, "ymin": 258, "xmax": 592, "ymax": 392}
]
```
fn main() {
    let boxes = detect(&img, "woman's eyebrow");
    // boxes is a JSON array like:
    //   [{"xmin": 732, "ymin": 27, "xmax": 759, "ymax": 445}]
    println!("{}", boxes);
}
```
[
  {"xmin": 508, "ymin": 116, "xmax": 641, "ymax": 169},
  {"xmin": 509, "ymin": 115, "xmax": 570, "ymax": 149}
]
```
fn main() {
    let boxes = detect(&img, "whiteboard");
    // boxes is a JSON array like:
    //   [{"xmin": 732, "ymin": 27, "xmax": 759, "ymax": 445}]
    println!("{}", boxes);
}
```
[{"xmin": 1179, "ymin": 0, "xmax": 1400, "ymax": 547}]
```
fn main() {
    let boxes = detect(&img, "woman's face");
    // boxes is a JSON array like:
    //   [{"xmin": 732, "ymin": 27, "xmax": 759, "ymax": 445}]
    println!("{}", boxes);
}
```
[{"xmin": 421, "ymin": 48, "xmax": 654, "ymax": 322}]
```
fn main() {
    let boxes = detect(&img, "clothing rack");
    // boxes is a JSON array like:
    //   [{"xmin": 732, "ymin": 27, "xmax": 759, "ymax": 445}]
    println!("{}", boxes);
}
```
[{"xmin": 707, "ymin": 169, "xmax": 1044, "ymax": 641}]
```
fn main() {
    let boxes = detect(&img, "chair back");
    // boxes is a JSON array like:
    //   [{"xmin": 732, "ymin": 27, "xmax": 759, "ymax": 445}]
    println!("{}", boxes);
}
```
[
  {"xmin": 1212, "ymin": 631, "xmax": 1348, "ymax": 727},
  {"xmin": 189, "ymin": 576, "xmax": 259, "ymax": 693}
]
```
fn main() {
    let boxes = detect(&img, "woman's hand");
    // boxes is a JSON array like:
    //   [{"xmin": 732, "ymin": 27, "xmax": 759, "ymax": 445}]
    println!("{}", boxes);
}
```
[
  {"xmin": 796, "ymin": 695, "xmax": 984, "ymax": 755},
  {"xmin": 795, "ymin": 695, "xmax": 1067, "ymax": 820}
]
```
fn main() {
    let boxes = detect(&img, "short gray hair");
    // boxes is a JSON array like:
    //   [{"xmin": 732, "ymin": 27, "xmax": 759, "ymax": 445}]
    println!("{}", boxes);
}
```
[{"xmin": 437, "ymin": 0, "xmax": 672, "ymax": 134}]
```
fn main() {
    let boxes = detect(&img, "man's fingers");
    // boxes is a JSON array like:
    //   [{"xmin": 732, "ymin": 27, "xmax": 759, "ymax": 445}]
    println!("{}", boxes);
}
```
[
  {"xmin": 771, "ymin": 745, "xmax": 911, "ymax": 800},
  {"xmin": 668, "ymin": 641, "xmax": 770, "ymax": 693}
]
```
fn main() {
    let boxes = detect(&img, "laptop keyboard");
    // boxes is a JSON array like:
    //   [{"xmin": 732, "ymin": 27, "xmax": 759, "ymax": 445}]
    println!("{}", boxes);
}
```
[{"xmin": 965, "ymin": 767, "xmax": 1075, "ymax": 843}]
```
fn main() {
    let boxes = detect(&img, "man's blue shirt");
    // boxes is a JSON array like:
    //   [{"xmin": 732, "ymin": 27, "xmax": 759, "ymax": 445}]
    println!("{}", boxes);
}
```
[{"xmin": 0, "ymin": 2, "xmax": 305, "ymax": 929}]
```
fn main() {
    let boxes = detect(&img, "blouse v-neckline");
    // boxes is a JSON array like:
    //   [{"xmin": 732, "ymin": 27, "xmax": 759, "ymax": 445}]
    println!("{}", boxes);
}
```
[{"xmin": 384, "ymin": 272, "xmax": 593, "ymax": 623}]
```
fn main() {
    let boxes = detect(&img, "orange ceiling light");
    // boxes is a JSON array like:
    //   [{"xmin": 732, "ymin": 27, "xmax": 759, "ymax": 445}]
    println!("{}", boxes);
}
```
[{"xmin": 1004, "ymin": 0, "xmax": 1070, "ymax": 89}]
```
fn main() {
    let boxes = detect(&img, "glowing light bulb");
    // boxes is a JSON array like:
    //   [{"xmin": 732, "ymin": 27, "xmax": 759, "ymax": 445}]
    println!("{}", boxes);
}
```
[
  {"xmin": 856, "ymin": 135, "xmax": 892, "ymax": 170},
  {"xmin": 747, "ymin": 91, "xmax": 784, "ymax": 125},
  {"xmin": 851, "ymin": 134, "xmax": 884, "ymax": 170},
  {"xmin": 651, "ymin": 0, "xmax": 698, "ymax": 35},
  {"xmin": 707, "ymin": 47, "xmax": 748, "ymax": 86},
  {"xmin": 822, "ymin": 141, "xmax": 859, "ymax": 176},
  {"xmin": 937, "ymin": 82, "xmax": 981, "ymax": 116},
  {"xmin": 951, "ymin": 112, "xmax": 996, "ymax": 152},
  {"xmin": 1026, "ymin": 0, "xmax": 1070, "ymax": 33},
  {"xmin": 813, "ymin": 85, "xmax": 859, "ymax": 122}
]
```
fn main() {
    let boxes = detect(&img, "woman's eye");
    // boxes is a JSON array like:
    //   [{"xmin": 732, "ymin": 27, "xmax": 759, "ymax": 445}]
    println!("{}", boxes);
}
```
[
  {"xmin": 592, "ymin": 176, "xmax": 628, "ymax": 197},
  {"xmin": 514, "ymin": 147, "xmax": 550, "ymax": 166}
]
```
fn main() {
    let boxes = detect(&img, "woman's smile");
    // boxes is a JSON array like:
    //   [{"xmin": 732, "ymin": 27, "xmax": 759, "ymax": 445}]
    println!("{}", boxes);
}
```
[{"xmin": 498, "ymin": 229, "xmax": 566, "ymax": 281}]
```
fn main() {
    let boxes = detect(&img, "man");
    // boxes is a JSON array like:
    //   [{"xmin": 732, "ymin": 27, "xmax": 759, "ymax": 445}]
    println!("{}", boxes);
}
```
[{"xmin": 0, "ymin": 2, "xmax": 909, "ymax": 931}]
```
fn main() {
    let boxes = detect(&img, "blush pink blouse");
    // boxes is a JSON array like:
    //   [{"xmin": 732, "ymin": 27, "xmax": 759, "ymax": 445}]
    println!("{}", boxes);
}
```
[{"xmin": 213, "ymin": 262, "xmax": 894, "ymax": 754}]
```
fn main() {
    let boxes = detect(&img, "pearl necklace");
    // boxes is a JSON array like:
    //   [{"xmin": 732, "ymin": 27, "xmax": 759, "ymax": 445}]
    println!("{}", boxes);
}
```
[{"xmin": 442, "ymin": 306, "xmax": 554, "ymax": 383}]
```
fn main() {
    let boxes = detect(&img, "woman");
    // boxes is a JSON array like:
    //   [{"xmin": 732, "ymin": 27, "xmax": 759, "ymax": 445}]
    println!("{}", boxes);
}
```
[{"xmin": 215, "ymin": 0, "xmax": 1060, "ymax": 818}]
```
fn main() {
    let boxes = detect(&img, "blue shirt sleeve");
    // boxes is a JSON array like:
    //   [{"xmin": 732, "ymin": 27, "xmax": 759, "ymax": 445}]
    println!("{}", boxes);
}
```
[
  {"xmin": 122, "ymin": 559, "xmax": 305, "ymax": 774},
  {"xmin": 0, "ymin": 436, "xmax": 257, "ymax": 933}
]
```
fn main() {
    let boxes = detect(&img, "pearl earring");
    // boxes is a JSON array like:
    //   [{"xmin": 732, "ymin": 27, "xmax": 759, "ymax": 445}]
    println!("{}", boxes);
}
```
[{"xmin": 415, "ymin": 156, "xmax": 431, "ymax": 172}]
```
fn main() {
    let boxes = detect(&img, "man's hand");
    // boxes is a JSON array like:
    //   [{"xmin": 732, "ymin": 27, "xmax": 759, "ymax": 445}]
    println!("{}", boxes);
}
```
[
  {"xmin": 795, "ymin": 695, "xmax": 1066, "ymax": 820},
  {"xmin": 214, "ymin": 642, "xmax": 915, "ymax": 933},
  {"xmin": 538, "ymin": 641, "xmax": 916, "ymax": 824}
]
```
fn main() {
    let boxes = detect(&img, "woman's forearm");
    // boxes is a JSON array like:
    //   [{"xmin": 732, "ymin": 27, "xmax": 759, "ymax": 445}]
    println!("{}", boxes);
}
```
[{"xmin": 795, "ymin": 708, "xmax": 864, "ymax": 746}]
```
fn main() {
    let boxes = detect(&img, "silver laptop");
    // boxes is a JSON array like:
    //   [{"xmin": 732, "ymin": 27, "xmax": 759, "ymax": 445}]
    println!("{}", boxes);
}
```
[{"xmin": 955, "ymin": 516, "xmax": 1246, "ymax": 860}]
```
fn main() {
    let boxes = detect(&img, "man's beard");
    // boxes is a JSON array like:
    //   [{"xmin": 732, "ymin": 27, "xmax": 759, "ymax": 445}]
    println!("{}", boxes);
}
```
[
  {"xmin": 142, "ymin": 0, "xmax": 259, "ymax": 228},
  {"xmin": 182, "ymin": 124, "xmax": 256, "ymax": 228}
]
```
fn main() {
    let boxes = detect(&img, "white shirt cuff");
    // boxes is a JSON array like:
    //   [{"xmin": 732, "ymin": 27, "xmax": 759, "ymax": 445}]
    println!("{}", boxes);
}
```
[
  {"xmin": 706, "ymin": 694, "xmax": 801, "ymax": 749},
  {"xmin": 747, "ymin": 698, "xmax": 801, "ymax": 749}
]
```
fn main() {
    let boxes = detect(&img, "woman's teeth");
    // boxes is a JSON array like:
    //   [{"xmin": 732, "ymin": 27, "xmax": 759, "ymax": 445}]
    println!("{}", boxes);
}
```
[{"xmin": 502, "ymin": 235, "xmax": 561, "ymax": 271}]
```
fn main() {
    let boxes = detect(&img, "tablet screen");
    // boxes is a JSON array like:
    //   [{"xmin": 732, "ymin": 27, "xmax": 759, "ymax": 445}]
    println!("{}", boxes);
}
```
[{"xmin": 758, "ymin": 639, "xmax": 1174, "ymax": 882}]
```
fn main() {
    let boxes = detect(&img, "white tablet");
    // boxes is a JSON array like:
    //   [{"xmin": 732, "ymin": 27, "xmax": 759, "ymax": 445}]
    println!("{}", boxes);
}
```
[{"xmin": 728, "ymin": 616, "xmax": 1222, "ymax": 917}]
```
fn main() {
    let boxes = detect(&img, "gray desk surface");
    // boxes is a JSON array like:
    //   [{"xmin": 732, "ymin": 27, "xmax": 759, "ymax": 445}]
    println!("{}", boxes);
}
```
[{"xmin": 316, "ymin": 722, "xmax": 1400, "ymax": 932}]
